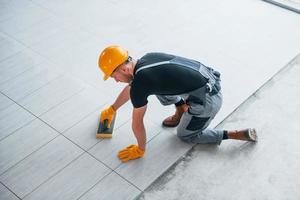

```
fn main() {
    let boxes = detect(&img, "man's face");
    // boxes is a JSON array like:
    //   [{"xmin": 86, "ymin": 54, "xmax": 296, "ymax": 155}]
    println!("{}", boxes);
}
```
[{"xmin": 111, "ymin": 64, "xmax": 132, "ymax": 83}]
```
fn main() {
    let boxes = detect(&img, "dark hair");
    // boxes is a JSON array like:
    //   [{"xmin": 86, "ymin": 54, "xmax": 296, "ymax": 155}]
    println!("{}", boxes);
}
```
[{"xmin": 125, "ymin": 56, "xmax": 132, "ymax": 64}]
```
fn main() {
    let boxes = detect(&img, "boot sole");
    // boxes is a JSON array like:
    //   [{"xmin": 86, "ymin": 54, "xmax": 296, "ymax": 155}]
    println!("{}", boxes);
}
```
[
  {"xmin": 162, "ymin": 122, "xmax": 179, "ymax": 127},
  {"xmin": 246, "ymin": 128, "xmax": 257, "ymax": 142}
]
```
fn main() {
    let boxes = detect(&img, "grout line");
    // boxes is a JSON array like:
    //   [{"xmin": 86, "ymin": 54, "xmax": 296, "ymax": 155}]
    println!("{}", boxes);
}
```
[
  {"xmin": 57, "ymin": 101, "xmax": 108, "ymax": 134},
  {"xmin": 75, "ymin": 171, "xmax": 115, "ymax": 200},
  {"xmin": 0, "ymin": 132, "xmax": 61, "ymax": 177},
  {"xmin": 0, "ymin": 93, "xmax": 120, "ymax": 198},
  {"xmin": 28, "ymin": 0, "xmax": 61, "ymax": 16},
  {"xmin": 0, "ymin": 63, "xmax": 37, "ymax": 86},
  {"xmin": 36, "ymin": 86, "xmax": 86, "ymax": 117},
  {"xmin": 21, "ymin": 151, "xmax": 85, "ymax": 200},
  {"xmin": 0, "ymin": 181, "xmax": 22, "ymax": 200},
  {"xmin": 0, "ymin": 75, "xmax": 86, "ymax": 142},
  {"xmin": 0, "ymin": 49, "xmax": 24, "ymax": 65},
  {"xmin": 112, "ymin": 170, "xmax": 143, "ymax": 192},
  {"xmin": 28, "ymin": 0, "xmax": 102, "ymax": 41},
  {"xmin": 0, "ymin": 63, "xmax": 64, "ymax": 101},
  {"xmin": 0, "ymin": 27, "xmax": 109, "ymax": 99},
  {"xmin": 261, "ymin": 0, "xmax": 300, "ymax": 14},
  {"xmin": 84, "ymin": 115, "xmax": 132, "ymax": 152},
  {"xmin": 0, "ymin": 100, "xmax": 37, "ymax": 143}
]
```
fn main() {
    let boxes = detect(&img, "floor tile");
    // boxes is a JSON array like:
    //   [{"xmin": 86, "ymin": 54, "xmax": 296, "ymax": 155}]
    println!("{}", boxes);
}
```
[
  {"xmin": 19, "ymin": 75, "xmax": 85, "ymax": 116},
  {"xmin": 0, "ymin": 103, "xmax": 35, "ymax": 140},
  {"xmin": 63, "ymin": 110, "xmax": 100, "ymax": 151},
  {"xmin": 0, "ymin": 183, "xmax": 19, "ymax": 200},
  {"xmin": 24, "ymin": 153, "xmax": 111, "ymax": 200},
  {"xmin": 0, "ymin": 63, "xmax": 62, "ymax": 101},
  {"xmin": 144, "ymin": 95, "xmax": 176, "ymax": 126},
  {"xmin": 40, "ymin": 85, "xmax": 110, "ymax": 133},
  {"xmin": 0, "ymin": 93, "xmax": 13, "ymax": 111},
  {"xmin": 79, "ymin": 171, "xmax": 140, "ymax": 200},
  {"xmin": 0, "ymin": 0, "xmax": 34, "ymax": 22},
  {"xmin": 29, "ymin": 29, "xmax": 94, "ymax": 68},
  {"xmin": 0, "ymin": 119, "xmax": 58, "ymax": 175},
  {"xmin": 0, "ymin": 3, "xmax": 52, "ymax": 36},
  {"xmin": 0, "ymin": 50, "xmax": 44, "ymax": 85},
  {"xmin": 89, "ymin": 119, "xmax": 162, "ymax": 169},
  {"xmin": 0, "ymin": 135, "xmax": 83, "ymax": 198},
  {"xmin": 63, "ymin": 101, "xmax": 132, "ymax": 151},
  {"xmin": 115, "ymin": 130, "xmax": 192, "ymax": 190},
  {"xmin": 0, "ymin": 32, "xmax": 24, "ymax": 61},
  {"xmin": 10, "ymin": 16, "xmax": 75, "ymax": 47},
  {"xmin": 30, "ymin": 0, "xmax": 79, "ymax": 16}
]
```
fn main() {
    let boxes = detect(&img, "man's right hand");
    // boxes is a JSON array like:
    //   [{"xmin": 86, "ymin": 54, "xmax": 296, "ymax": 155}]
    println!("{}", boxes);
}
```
[{"xmin": 100, "ymin": 105, "xmax": 116, "ymax": 128}]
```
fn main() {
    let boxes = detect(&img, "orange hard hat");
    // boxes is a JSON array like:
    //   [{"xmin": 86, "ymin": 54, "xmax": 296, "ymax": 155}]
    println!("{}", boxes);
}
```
[{"xmin": 98, "ymin": 45, "xmax": 129, "ymax": 80}]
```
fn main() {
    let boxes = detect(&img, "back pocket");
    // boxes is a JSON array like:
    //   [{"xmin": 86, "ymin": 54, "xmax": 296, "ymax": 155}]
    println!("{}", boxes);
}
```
[{"xmin": 186, "ymin": 116, "xmax": 210, "ymax": 131}]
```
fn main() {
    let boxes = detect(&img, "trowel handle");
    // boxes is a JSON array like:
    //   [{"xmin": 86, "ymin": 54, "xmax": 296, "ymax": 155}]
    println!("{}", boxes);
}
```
[{"xmin": 103, "ymin": 119, "xmax": 109, "ymax": 129}]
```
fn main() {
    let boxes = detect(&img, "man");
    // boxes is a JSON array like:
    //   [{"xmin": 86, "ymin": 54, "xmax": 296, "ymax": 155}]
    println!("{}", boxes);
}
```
[{"xmin": 99, "ymin": 45, "xmax": 257, "ymax": 163}]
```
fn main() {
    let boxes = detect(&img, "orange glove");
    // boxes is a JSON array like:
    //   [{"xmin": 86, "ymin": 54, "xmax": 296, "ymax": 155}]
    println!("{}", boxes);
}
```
[
  {"xmin": 118, "ymin": 145, "xmax": 145, "ymax": 162},
  {"xmin": 100, "ymin": 105, "xmax": 116, "ymax": 128}
]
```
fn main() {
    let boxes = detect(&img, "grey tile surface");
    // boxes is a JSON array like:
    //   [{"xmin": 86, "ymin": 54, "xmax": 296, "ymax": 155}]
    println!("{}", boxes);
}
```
[
  {"xmin": 24, "ymin": 153, "xmax": 111, "ymax": 200},
  {"xmin": 64, "ymin": 101, "xmax": 132, "ymax": 151},
  {"xmin": 0, "ymin": 32, "xmax": 24, "ymax": 61},
  {"xmin": 0, "ymin": 3, "xmax": 52, "ymax": 36},
  {"xmin": 0, "ymin": 93, "xmax": 13, "ymax": 111},
  {"xmin": 0, "ymin": 50, "xmax": 44, "ymax": 85},
  {"xmin": 0, "ymin": 103, "xmax": 35, "ymax": 140},
  {"xmin": 40, "ymin": 86, "xmax": 109, "ymax": 133},
  {"xmin": 63, "ymin": 110, "xmax": 101, "ymax": 151},
  {"xmin": 144, "ymin": 96, "xmax": 176, "ymax": 126},
  {"xmin": 79, "ymin": 172, "xmax": 141, "ymax": 200},
  {"xmin": 10, "ymin": 16, "xmax": 75, "ymax": 47},
  {"xmin": 0, "ymin": 135, "xmax": 83, "ymax": 198},
  {"xmin": 0, "ymin": 119, "xmax": 58, "ymax": 175},
  {"xmin": 89, "ymin": 119, "xmax": 163, "ymax": 169},
  {"xmin": 0, "ymin": 0, "xmax": 34, "ymax": 22},
  {"xmin": 19, "ymin": 75, "xmax": 85, "ymax": 116},
  {"xmin": 115, "ymin": 130, "xmax": 192, "ymax": 190},
  {"xmin": 30, "ymin": 0, "xmax": 79, "ymax": 16},
  {"xmin": 29, "ymin": 29, "xmax": 95, "ymax": 70},
  {"xmin": 0, "ymin": 183, "xmax": 19, "ymax": 200},
  {"xmin": 0, "ymin": 64, "xmax": 62, "ymax": 101}
]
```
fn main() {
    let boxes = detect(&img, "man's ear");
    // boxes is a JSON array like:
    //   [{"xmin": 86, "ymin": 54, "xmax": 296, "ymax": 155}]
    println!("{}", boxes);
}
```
[{"xmin": 120, "ymin": 63, "xmax": 129, "ymax": 73}]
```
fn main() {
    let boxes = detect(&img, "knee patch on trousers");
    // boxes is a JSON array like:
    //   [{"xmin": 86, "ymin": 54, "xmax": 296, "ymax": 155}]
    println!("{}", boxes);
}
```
[{"xmin": 186, "ymin": 116, "xmax": 210, "ymax": 131}]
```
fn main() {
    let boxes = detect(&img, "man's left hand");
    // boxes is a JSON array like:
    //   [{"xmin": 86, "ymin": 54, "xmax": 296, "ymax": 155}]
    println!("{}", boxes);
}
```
[{"xmin": 118, "ymin": 144, "xmax": 144, "ymax": 162}]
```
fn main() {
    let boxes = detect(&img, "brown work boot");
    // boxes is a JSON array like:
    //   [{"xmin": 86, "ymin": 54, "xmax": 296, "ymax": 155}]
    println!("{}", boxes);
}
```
[
  {"xmin": 228, "ymin": 128, "xmax": 257, "ymax": 142},
  {"xmin": 162, "ymin": 104, "xmax": 188, "ymax": 127}
]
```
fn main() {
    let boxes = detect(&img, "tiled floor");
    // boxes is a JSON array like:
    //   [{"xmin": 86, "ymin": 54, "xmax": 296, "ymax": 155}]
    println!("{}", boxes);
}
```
[{"xmin": 0, "ymin": 0, "xmax": 300, "ymax": 199}]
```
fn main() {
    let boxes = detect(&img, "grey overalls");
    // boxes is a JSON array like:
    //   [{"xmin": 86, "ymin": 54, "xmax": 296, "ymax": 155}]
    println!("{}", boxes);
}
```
[{"xmin": 136, "ymin": 56, "xmax": 224, "ymax": 145}]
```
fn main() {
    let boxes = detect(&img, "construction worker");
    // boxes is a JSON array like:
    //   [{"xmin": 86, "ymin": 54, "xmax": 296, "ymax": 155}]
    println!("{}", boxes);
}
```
[{"xmin": 99, "ymin": 45, "xmax": 257, "ymax": 163}]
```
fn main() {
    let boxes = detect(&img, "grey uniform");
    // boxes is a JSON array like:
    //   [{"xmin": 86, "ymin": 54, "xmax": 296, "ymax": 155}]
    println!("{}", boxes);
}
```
[{"xmin": 130, "ymin": 52, "xmax": 224, "ymax": 145}]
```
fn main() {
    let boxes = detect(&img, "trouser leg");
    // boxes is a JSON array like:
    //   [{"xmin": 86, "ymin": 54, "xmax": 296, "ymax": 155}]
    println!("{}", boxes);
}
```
[{"xmin": 177, "ymin": 92, "xmax": 224, "ymax": 145}]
